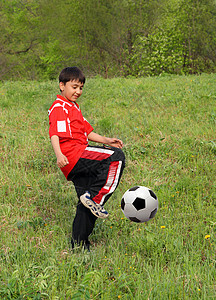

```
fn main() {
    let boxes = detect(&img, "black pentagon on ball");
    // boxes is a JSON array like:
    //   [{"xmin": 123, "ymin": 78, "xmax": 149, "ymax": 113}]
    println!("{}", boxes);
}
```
[
  {"xmin": 121, "ymin": 198, "xmax": 125, "ymax": 210},
  {"xmin": 149, "ymin": 189, "xmax": 157, "ymax": 200},
  {"xmin": 149, "ymin": 208, "xmax": 158, "ymax": 219},
  {"xmin": 129, "ymin": 216, "xmax": 141, "ymax": 223},
  {"xmin": 129, "ymin": 186, "xmax": 140, "ymax": 192},
  {"xmin": 133, "ymin": 197, "xmax": 146, "ymax": 210}
]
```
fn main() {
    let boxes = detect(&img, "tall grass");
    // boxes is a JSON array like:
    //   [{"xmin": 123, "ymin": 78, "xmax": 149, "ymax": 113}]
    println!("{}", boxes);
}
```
[{"xmin": 0, "ymin": 74, "xmax": 215, "ymax": 299}]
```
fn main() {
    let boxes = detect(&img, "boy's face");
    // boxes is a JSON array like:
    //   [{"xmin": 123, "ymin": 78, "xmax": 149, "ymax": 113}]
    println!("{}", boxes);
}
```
[{"xmin": 59, "ymin": 79, "xmax": 84, "ymax": 102}]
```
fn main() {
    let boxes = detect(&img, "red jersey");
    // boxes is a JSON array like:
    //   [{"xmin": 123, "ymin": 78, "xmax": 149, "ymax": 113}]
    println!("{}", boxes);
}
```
[{"xmin": 48, "ymin": 95, "xmax": 94, "ymax": 179}]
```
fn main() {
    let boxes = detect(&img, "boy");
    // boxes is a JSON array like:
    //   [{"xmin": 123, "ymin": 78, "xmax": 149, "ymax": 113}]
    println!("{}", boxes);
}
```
[{"xmin": 48, "ymin": 67, "xmax": 125, "ymax": 250}]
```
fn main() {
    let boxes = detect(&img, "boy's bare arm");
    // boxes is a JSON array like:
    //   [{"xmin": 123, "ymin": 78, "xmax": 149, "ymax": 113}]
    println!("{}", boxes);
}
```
[
  {"xmin": 88, "ymin": 132, "xmax": 123, "ymax": 149},
  {"xmin": 50, "ymin": 135, "xmax": 69, "ymax": 168}
]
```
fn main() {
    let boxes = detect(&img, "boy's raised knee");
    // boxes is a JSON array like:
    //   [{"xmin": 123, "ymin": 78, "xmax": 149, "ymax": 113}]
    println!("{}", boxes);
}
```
[{"xmin": 112, "ymin": 147, "xmax": 125, "ymax": 163}]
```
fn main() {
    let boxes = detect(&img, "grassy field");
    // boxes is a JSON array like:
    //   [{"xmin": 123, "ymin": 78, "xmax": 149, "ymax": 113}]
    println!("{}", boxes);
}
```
[{"xmin": 0, "ymin": 74, "xmax": 215, "ymax": 299}]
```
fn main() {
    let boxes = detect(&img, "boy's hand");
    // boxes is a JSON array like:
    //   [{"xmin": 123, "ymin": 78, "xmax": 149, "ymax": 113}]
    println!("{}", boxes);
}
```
[
  {"xmin": 50, "ymin": 135, "xmax": 69, "ymax": 168},
  {"xmin": 56, "ymin": 153, "xmax": 69, "ymax": 168},
  {"xmin": 87, "ymin": 132, "xmax": 123, "ymax": 148},
  {"xmin": 106, "ymin": 138, "xmax": 123, "ymax": 149}
]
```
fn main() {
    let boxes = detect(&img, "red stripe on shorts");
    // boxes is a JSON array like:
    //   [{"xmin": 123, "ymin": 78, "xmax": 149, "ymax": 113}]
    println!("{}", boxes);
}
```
[
  {"xmin": 81, "ymin": 147, "xmax": 114, "ymax": 161},
  {"xmin": 93, "ymin": 161, "xmax": 121, "ymax": 204}
]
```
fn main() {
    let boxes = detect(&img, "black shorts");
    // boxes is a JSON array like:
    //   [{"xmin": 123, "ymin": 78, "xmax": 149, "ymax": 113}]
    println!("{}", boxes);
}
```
[
  {"xmin": 68, "ymin": 145, "xmax": 125, "ymax": 205},
  {"xmin": 68, "ymin": 145, "xmax": 125, "ymax": 245}
]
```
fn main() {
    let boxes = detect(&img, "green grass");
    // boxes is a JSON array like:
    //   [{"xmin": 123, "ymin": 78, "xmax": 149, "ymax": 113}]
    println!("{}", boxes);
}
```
[{"xmin": 0, "ymin": 74, "xmax": 215, "ymax": 299}]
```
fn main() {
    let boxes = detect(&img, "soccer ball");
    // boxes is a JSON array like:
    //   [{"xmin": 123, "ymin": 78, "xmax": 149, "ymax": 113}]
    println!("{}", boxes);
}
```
[{"xmin": 121, "ymin": 186, "xmax": 158, "ymax": 223}]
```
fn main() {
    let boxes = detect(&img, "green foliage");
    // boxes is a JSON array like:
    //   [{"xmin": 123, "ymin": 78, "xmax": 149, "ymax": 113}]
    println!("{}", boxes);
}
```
[
  {"xmin": 1, "ymin": 0, "xmax": 216, "ymax": 79},
  {"xmin": 38, "ymin": 40, "xmax": 63, "ymax": 80},
  {"xmin": 130, "ymin": 28, "xmax": 186, "ymax": 76},
  {"xmin": 130, "ymin": 0, "xmax": 216, "ymax": 76},
  {"xmin": 0, "ymin": 0, "xmax": 41, "ymax": 79}
]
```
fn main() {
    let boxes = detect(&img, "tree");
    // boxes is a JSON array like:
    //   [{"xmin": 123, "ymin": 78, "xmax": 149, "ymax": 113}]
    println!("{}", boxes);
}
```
[
  {"xmin": 0, "ymin": 0, "xmax": 216, "ymax": 79},
  {"xmin": 0, "ymin": 0, "xmax": 41, "ymax": 79},
  {"xmin": 130, "ymin": 0, "xmax": 216, "ymax": 76}
]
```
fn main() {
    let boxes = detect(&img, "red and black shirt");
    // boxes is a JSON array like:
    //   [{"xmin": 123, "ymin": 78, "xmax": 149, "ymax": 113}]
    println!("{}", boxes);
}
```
[{"xmin": 48, "ymin": 95, "xmax": 93, "ymax": 179}]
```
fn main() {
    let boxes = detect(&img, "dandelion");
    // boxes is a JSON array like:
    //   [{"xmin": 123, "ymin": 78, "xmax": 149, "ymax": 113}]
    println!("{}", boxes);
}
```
[
  {"xmin": 118, "ymin": 296, "xmax": 121, "ymax": 299},
  {"xmin": 110, "ymin": 226, "xmax": 112, "ymax": 229},
  {"xmin": 161, "ymin": 226, "xmax": 166, "ymax": 229},
  {"xmin": 205, "ymin": 235, "xmax": 210, "ymax": 239}
]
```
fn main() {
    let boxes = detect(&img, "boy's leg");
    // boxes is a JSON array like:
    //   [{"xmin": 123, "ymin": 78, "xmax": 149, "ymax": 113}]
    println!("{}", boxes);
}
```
[
  {"xmin": 81, "ymin": 146, "xmax": 125, "ymax": 205},
  {"xmin": 72, "ymin": 202, "xmax": 97, "ymax": 249},
  {"xmin": 71, "ymin": 145, "xmax": 125, "ymax": 204},
  {"xmin": 68, "ymin": 145, "xmax": 125, "ymax": 247},
  {"xmin": 68, "ymin": 157, "xmax": 102, "ymax": 247}
]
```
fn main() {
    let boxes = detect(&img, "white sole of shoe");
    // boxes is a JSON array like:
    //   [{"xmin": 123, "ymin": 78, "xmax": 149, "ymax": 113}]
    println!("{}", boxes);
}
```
[{"xmin": 80, "ymin": 194, "xmax": 109, "ymax": 219}]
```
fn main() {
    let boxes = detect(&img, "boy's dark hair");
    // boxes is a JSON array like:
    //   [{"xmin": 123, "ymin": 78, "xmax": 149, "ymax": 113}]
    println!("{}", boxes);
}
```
[{"xmin": 59, "ymin": 67, "xmax": 85, "ymax": 88}]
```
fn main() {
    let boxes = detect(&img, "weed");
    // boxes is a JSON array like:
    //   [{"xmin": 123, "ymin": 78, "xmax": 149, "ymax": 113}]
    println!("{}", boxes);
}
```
[{"xmin": 0, "ymin": 75, "xmax": 215, "ymax": 298}]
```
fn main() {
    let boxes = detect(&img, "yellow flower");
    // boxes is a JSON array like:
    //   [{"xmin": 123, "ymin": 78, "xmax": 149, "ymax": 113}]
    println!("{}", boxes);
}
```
[
  {"xmin": 205, "ymin": 235, "xmax": 210, "ymax": 239},
  {"xmin": 118, "ymin": 296, "xmax": 121, "ymax": 299},
  {"xmin": 161, "ymin": 226, "xmax": 166, "ymax": 229}
]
